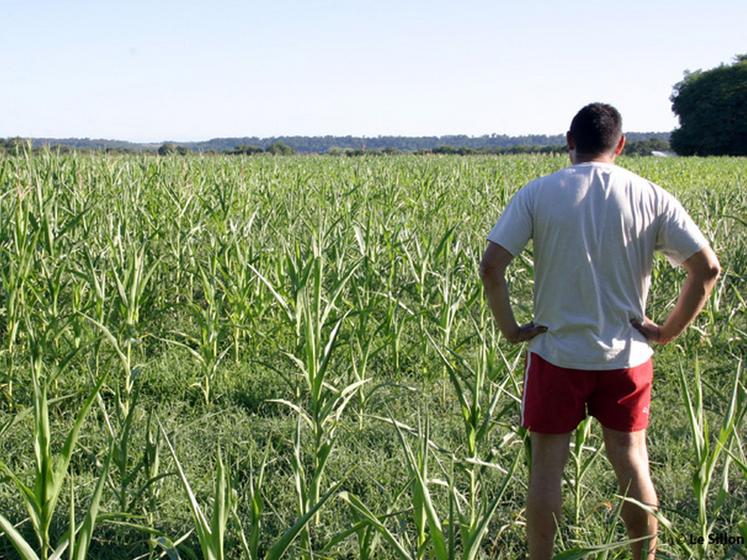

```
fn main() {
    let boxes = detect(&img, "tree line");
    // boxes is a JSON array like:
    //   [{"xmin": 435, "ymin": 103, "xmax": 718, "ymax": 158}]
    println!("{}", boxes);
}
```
[
  {"xmin": 148, "ymin": 132, "xmax": 672, "ymax": 155},
  {"xmin": 1, "ymin": 136, "xmax": 671, "ymax": 157}
]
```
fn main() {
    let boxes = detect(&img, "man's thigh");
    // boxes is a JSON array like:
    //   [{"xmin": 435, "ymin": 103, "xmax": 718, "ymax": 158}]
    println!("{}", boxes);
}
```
[
  {"xmin": 588, "ymin": 359, "xmax": 653, "ymax": 432},
  {"xmin": 522, "ymin": 353, "xmax": 595, "ymax": 433},
  {"xmin": 530, "ymin": 431, "xmax": 574, "ymax": 473}
]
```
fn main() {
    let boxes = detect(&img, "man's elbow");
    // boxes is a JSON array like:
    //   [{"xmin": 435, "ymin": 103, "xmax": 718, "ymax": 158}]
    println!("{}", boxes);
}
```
[
  {"xmin": 705, "ymin": 260, "xmax": 721, "ymax": 282},
  {"xmin": 701, "ymin": 250, "xmax": 721, "ymax": 282},
  {"xmin": 478, "ymin": 259, "xmax": 491, "ymax": 281},
  {"xmin": 480, "ymin": 242, "xmax": 512, "ymax": 284},
  {"xmin": 689, "ymin": 249, "xmax": 721, "ymax": 284},
  {"xmin": 479, "ymin": 258, "xmax": 505, "ymax": 286}
]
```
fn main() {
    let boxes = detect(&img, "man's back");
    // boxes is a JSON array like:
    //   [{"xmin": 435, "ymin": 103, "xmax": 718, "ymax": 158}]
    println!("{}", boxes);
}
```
[{"xmin": 487, "ymin": 161, "xmax": 707, "ymax": 369}]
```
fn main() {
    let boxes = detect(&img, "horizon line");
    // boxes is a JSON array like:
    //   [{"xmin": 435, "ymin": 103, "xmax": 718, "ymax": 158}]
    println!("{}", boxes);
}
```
[{"xmin": 6, "ymin": 130, "xmax": 672, "ymax": 145}]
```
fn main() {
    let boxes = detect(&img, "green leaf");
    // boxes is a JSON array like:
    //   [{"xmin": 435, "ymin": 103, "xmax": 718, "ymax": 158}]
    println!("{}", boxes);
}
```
[
  {"xmin": 72, "ymin": 443, "xmax": 113, "ymax": 560},
  {"xmin": 340, "ymin": 492, "xmax": 413, "ymax": 560},
  {"xmin": 0, "ymin": 512, "xmax": 40, "ymax": 560},
  {"xmin": 393, "ymin": 420, "xmax": 448, "ymax": 560},
  {"xmin": 49, "ymin": 370, "xmax": 109, "ymax": 524},
  {"xmin": 160, "ymin": 425, "xmax": 213, "ymax": 558},
  {"xmin": 265, "ymin": 480, "xmax": 343, "ymax": 560},
  {"xmin": 209, "ymin": 450, "xmax": 230, "ymax": 560}
]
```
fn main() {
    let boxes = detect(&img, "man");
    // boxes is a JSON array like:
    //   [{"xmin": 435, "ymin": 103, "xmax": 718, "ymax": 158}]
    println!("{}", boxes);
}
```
[{"xmin": 479, "ymin": 103, "xmax": 720, "ymax": 560}]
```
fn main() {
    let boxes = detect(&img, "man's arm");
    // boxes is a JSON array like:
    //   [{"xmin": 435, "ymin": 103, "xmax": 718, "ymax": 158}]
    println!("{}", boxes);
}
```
[
  {"xmin": 632, "ymin": 246, "xmax": 720, "ymax": 344},
  {"xmin": 479, "ymin": 241, "xmax": 547, "ymax": 343}
]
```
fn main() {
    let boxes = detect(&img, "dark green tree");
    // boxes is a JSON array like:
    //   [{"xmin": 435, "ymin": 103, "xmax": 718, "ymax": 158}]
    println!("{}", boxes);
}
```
[
  {"xmin": 670, "ymin": 55, "xmax": 747, "ymax": 156},
  {"xmin": 229, "ymin": 144, "xmax": 263, "ymax": 155},
  {"xmin": 157, "ymin": 143, "xmax": 178, "ymax": 156},
  {"xmin": 265, "ymin": 141, "xmax": 295, "ymax": 155},
  {"xmin": 2, "ymin": 137, "xmax": 32, "ymax": 156}
]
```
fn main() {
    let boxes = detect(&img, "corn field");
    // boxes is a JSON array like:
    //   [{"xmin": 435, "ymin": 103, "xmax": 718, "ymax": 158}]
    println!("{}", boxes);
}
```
[{"xmin": 0, "ymin": 152, "xmax": 745, "ymax": 559}]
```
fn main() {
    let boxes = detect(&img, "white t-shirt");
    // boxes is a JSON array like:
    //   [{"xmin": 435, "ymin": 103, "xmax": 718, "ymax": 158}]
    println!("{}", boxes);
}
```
[{"xmin": 487, "ymin": 161, "xmax": 709, "ymax": 370}]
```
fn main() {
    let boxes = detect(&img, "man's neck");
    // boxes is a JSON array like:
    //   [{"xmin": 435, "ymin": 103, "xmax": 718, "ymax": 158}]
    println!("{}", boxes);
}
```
[{"xmin": 571, "ymin": 152, "xmax": 616, "ymax": 165}]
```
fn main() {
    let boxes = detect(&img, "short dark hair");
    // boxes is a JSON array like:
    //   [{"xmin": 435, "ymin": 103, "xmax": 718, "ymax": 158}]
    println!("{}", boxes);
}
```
[{"xmin": 569, "ymin": 103, "xmax": 623, "ymax": 155}]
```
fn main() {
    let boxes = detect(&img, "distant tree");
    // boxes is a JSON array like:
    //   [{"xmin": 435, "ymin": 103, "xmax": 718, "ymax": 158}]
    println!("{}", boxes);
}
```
[
  {"xmin": 3, "ymin": 137, "xmax": 32, "ymax": 156},
  {"xmin": 229, "ymin": 144, "xmax": 263, "ymax": 155},
  {"xmin": 105, "ymin": 147, "xmax": 134, "ymax": 155},
  {"xmin": 176, "ymin": 146, "xmax": 190, "ymax": 156},
  {"xmin": 670, "ymin": 54, "xmax": 747, "ymax": 155},
  {"xmin": 50, "ymin": 144, "xmax": 73, "ymax": 154},
  {"xmin": 433, "ymin": 145, "xmax": 458, "ymax": 155},
  {"xmin": 265, "ymin": 141, "xmax": 295, "ymax": 155},
  {"xmin": 158, "ymin": 143, "xmax": 178, "ymax": 156}
]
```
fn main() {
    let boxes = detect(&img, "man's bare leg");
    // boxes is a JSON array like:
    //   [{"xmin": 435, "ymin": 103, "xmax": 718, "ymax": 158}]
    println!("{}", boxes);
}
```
[
  {"xmin": 602, "ymin": 427, "xmax": 658, "ymax": 559},
  {"xmin": 527, "ymin": 431, "xmax": 572, "ymax": 559}
]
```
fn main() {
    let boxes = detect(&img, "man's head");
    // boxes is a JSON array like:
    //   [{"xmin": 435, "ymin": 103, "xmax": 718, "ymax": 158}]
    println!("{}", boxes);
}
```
[{"xmin": 567, "ymin": 103, "xmax": 625, "ymax": 163}]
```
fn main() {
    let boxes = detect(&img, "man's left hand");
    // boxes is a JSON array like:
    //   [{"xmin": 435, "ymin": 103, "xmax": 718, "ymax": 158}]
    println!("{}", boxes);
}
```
[{"xmin": 505, "ymin": 322, "xmax": 548, "ymax": 344}]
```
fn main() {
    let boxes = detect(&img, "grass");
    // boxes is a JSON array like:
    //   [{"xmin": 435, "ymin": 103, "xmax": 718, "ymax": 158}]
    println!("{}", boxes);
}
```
[{"xmin": 0, "ymin": 152, "xmax": 745, "ymax": 559}]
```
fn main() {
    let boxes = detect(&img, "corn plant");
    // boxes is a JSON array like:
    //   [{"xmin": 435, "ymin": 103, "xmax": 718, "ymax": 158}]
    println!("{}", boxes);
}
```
[
  {"xmin": 344, "ymin": 413, "xmax": 522, "ymax": 560},
  {"xmin": 161, "ymin": 428, "xmax": 231, "ymax": 560},
  {"xmin": 0, "ymin": 177, "xmax": 38, "ymax": 403},
  {"xmin": 95, "ymin": 386, "xmax": 167, "ymax": 517},
  {"xmin": 158, "ymin": 178, "xmax": 199, "ymax": 308},
  {"xmin": 233, "ymin": 448, "xmax": 268, "ymax": 560},
  {"xmin": 567, "ymin": 417, "xmax": 604, "ymax": 529},
  {"xmin": 340, "ymin": 491, "xmax": 415, "ymax": 560},
  {"xmin": 107, "ymin": 239, "xmax": 159, "ymax": 417},
  {"xmin": 427, "ymin": 317, "xmax": 519, "ymax": 535},
  {"xmin": 327, "ymin": 478, "xmax": 409, "ymax": 559},
  {"xmin": 0, "ymin": 338, "xmax": 108, "ymax": 559},
  {"xmin": 163, "ymin": 256, "xmax": 231, "ymax": 405},
  {"xmin": 255, "ymin": 240, "xmax": 364, "ymax": 555},
  {"xmin": 0, "ymin": 447, "xmax": 112, "ymax": 560},
  {"xmin": 162, "ymin": 426, "xmax": 341, "ymax": 560},
  {"xmin": 678, "ymin": 358, "xmax": 745, "ymax": 558},
  {"xmin": 216, "ymin": 218, "xmax": 262, "ymax": 364},
  {"xmin": 346, "ymin": 266, "xmax": 389, "ymax": 426}
]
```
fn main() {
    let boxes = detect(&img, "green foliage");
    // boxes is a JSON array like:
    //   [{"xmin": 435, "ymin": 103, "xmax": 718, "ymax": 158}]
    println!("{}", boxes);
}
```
[
  {"xmin": 0, "ymin": 137, "xmax": 32, "ymax": 156},
  {"xmin": 228, "ymin": 144, "xmax": 264, "ymax": 155},
  {"xmin": 265, "ymin": 141, "xmax": 295, "ymax": 155},
  {"xmin": 0, "ymin": 356, "xmax": 109, "ymax": 560},
  {"xmin": 671, "ymin": 54, "xmax": 747, "ymax": 155},
  {"xmin": 161, "ymin": 432, "xmax": 231, "ymax": 560},
  {"xmin": 157, "ymin": 143, "xmax": 190, "ymax": 156},
  {"xmin": 432, "ymin": 144, "xmax": 566, "ymax": 155}
]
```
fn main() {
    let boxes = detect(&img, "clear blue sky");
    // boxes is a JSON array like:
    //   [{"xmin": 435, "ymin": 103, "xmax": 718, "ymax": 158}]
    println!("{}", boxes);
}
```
[{"xmin": 1, "ymin": 0, "xmax": 745, "ymax": 142}]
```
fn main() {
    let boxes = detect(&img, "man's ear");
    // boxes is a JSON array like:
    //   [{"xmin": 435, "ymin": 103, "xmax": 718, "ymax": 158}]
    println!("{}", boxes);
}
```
[
  {"xmin": 614, "ymin": 134, "xmax": 626, "ymax": 156},
  {"xmin": 566, "ymin": 131, "xmax": 575, "ymax": 151}
]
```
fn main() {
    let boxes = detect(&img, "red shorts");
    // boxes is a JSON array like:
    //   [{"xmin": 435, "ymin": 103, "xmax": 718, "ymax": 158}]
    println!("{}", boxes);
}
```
[{"xmin": 521, "ymin": 352, "xmax": 653, "ymax": 433}]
